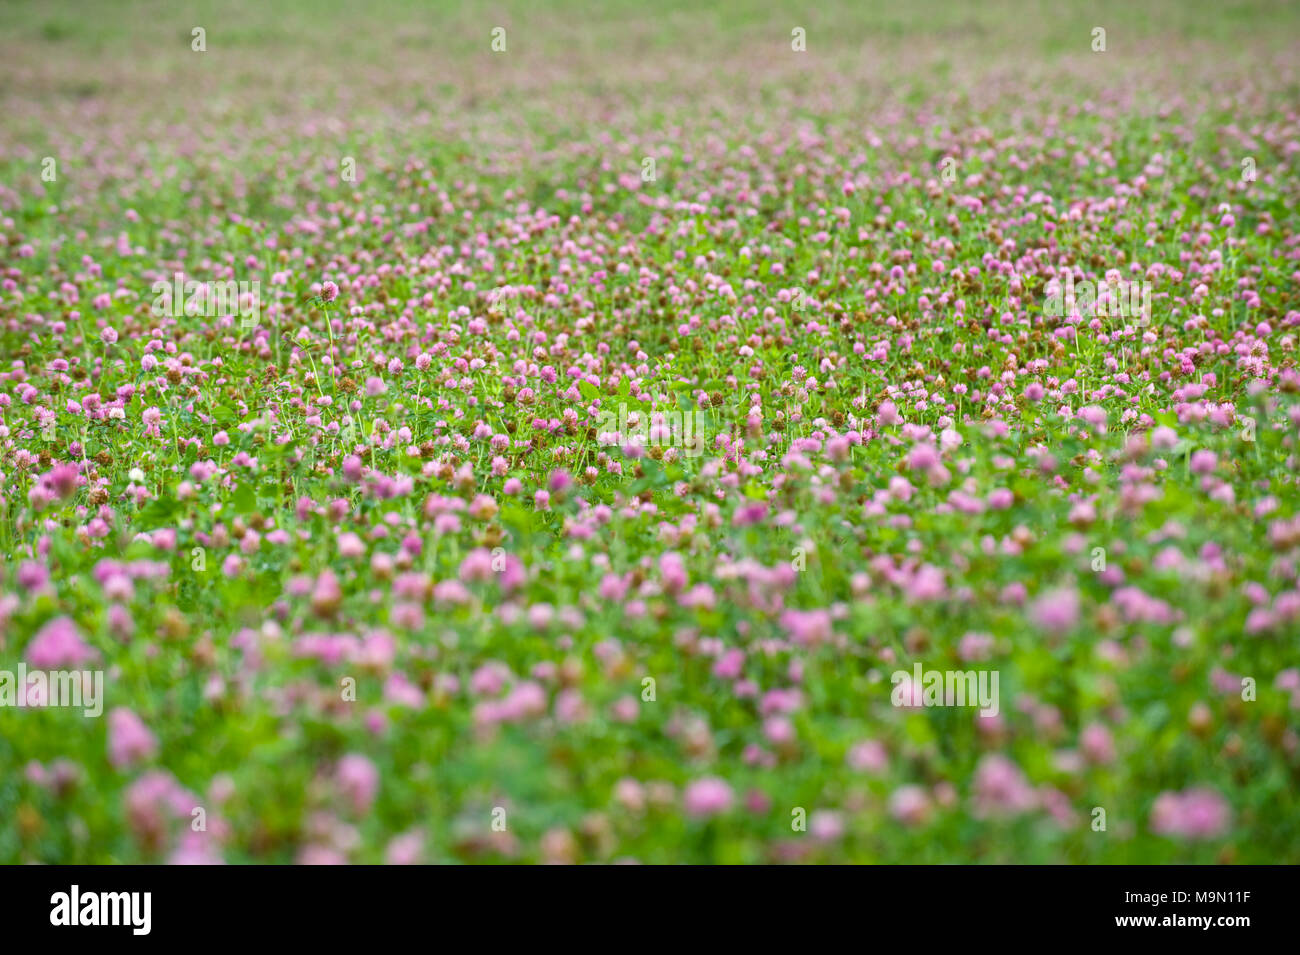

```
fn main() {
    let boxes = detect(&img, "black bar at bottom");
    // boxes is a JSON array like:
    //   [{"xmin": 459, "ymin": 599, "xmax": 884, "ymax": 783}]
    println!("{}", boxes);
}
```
[{"xmin": 0, "ymin": 864, "xmax": 1287, "ymax": 941}]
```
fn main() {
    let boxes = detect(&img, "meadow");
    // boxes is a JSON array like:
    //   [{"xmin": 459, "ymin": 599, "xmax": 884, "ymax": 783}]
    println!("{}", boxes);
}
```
[{"xmin": 1, "ymin": 0, "xmax": 1298, "ymax": 863}]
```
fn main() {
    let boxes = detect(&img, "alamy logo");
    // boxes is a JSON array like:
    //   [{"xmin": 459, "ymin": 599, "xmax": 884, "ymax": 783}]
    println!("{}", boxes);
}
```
[
  {"xmin": 50, "ymin": 886, "xmax": 151, "ymax": 935},
  {"xmin": 595, "ymin": 403, "xmax": 706, "ymax": 457},
  {"xmin": 0, "ymin": 665, "xmax": 103, "ymax": 717},
  {"xmin": 151, "ymin": 272, "xmax": 261, "ymax": 328},
  {"xmin": 891, "ymin": 663, "xmax": 1000, "ymax": 718},
  {"xmin": 1044, "ymin": 270, "xmax": 1150, "ymax": 324}
]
